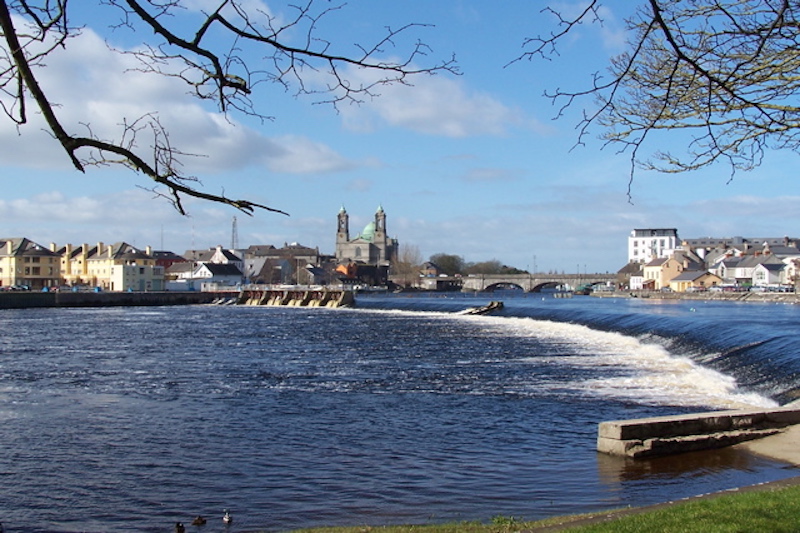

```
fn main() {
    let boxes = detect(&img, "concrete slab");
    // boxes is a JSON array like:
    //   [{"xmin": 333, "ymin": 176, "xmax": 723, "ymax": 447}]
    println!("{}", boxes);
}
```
[
  {"xmin": 736, "ymin": 424, "xmax": 800, "ymax": 466},
  {"xmin": 598, "ymin": 407, "xmax": 800, "ymax": 458}
]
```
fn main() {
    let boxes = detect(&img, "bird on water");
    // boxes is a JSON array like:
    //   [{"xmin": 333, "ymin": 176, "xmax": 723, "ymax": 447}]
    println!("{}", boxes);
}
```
[
  {"xmin": 192, "ymin": 515, "xmax": 207, "ymax": 526},
  {"xmin": 223, "ymin": 509, "xmax": 233, "ymax": 525},
  {"xmin": 175, "ymin": 522, "xmax": 185, "ymax": 533}
]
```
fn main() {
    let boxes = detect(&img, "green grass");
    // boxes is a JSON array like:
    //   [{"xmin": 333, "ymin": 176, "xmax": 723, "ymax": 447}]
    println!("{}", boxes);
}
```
[
  {"xmin": 564, "ymin": 483, "xmax": 800, "ymax": 532},
  {"xmin": 288, "ymin": 483, "xmax": 800, "ymax": 533}
]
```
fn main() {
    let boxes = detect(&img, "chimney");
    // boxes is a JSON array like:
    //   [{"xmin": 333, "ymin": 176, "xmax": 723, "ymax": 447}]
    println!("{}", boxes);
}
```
[
  {"xmin": 146, "ymin": 245, "xmax": 152, "ymax": 256},
  {"xmin": 5, "ymin": 240, "xmax": 12, "ymax": 255},
  {"xmin": 50, "ymin": 242, "xmax": 57, "ymax": 252},
  {"xmin": 64, "ymin": 244, "xmax": 73, "ymax": 275}
]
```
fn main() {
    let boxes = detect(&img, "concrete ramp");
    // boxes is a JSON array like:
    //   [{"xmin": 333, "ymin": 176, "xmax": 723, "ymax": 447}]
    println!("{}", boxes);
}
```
[{"xmin": 598, "ymin": 407, "xmax": 800, "ymax": 458}]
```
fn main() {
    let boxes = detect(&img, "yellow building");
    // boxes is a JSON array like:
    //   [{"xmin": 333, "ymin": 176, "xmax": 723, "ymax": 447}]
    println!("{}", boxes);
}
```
[
  {"xmin": 56, "ymin": 242, "xmax": 163, "ymax": 291},
  {"xmin": 0, "ymin": 237, "xmax": 62, "ymax": 290},
  {"xmin": 668, "ymin": 271, "xmax": 723, "ymax": 293},
  {"xmin": 641, "ymin": 257, "xmax": 683, "ymax": 290}
]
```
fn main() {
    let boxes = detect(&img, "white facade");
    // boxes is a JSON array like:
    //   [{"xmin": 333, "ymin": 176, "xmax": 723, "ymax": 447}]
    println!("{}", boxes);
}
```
[
  {"xmin": 110, "ymin": 264, "xmax": 165, "ymax": 291},
  {"xmin": 752, "ymin": 264, "xmax": 785, "ymax": 287},
  {"xmin": 628, "ymin": 228, "xmax": 680, "ymax": 264}
]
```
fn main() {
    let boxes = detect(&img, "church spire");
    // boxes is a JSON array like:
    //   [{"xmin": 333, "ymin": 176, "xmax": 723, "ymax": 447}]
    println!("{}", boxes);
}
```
[
  {"xmin": 336, "ymin": 205, "xmax": 350, "ymax": 245},
  {"xmin": 374, "ymin": 204, "xmax": 386, "ymax": 234}
]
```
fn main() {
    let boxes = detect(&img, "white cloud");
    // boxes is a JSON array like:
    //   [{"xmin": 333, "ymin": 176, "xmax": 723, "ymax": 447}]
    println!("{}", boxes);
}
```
[
  {"xmin": 339, "ymin": 70, "xmax": 529, "ymax": 137},
  {"xmin": 0, "ymin": 22, "xmax": 354, "ymax": 177}
]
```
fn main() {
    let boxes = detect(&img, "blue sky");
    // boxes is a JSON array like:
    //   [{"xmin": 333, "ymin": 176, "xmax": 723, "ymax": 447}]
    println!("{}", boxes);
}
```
[{"xmin": 2, "ymin": 1, "xmax": 798, "ymax": 273}]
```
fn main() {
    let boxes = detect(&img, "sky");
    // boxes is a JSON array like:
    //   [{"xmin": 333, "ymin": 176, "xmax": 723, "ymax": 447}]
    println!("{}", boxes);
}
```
[{"xmin": 2, "ymin": 1, "xmax": 799, "ymax": 274}]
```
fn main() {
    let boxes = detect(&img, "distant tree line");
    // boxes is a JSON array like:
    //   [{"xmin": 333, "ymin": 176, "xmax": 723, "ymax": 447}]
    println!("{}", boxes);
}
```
[{"xmin": 428, "ymin": 253, "xmax": 527, "ymax": 276}]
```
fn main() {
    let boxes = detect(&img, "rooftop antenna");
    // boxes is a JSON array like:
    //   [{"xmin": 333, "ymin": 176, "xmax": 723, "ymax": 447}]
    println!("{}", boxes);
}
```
[{"xmin": 231, "ymin": 216, "xmax": 239, "ymax": 250}]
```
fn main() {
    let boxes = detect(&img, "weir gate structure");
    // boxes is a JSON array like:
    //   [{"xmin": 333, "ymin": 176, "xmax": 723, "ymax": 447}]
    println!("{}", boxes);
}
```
[{"xmin": 459, "ymin": 273, "xmax": 616, "ymax": 293}]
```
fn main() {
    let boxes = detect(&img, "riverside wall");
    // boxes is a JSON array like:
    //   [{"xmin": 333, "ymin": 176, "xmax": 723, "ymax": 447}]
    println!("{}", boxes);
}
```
[
  {"xmin": 0, "ymin": 288, "xmax": 356, "ymax": 309},
  {"xmin": 592, "ymin": 290, "xmax": 800, "ymax": 304},
  {"xmin": 0, "ymin": 291, "xmax": 225, "ymax": 309}
]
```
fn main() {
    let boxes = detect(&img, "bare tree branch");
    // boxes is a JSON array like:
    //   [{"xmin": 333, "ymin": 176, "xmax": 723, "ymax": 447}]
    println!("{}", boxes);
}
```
[
  {"xmin": 0, "ymin": 0, "xmax": 457, "ymax": 215},
  {"xmin": 527, "ymin": 1, "xmax": 800, "ymax": 195}
]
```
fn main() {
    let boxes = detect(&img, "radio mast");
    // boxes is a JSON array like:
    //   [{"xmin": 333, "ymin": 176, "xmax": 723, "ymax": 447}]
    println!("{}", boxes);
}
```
[{"xmin": 231, "ymin": 216, "xmax": 239, "ymax": 250}]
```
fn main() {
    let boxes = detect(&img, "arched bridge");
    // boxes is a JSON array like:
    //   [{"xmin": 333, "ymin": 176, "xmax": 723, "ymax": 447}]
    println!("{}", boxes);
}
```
[{"xmin": 460, "ymin": 273, "xmax": 616, "ymax": 293}]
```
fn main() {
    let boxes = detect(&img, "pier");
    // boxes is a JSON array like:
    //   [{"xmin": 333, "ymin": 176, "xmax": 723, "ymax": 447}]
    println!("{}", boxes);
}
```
[{"xmin": 597, "ymin": 406, "xmax": 800, "ymax": 458}]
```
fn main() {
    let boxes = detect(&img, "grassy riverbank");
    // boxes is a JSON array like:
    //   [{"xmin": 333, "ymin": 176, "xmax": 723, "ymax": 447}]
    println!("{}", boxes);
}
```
[{"xmin": 289, "ymin": 477, "xmax": 800, "ymax": 533}]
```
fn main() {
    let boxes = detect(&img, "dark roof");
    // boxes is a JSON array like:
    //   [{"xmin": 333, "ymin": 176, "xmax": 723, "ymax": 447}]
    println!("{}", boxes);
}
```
[
  {"xmin": 166, "ymin": 262, "xmax": 194, "ymax": 274},
  {"xmin": 152, "ymin": 251, "xmax": 186, "ymax": 261},
  {"xmin": 201, "ymin": 263, "xmax": 243, "ymax": 276},
  {"xmin": 756, "ymin": 263, "xmax": 785, "ymax": 272},
  {"xmin": 245, "ymin": 245, "xmax": 277, "ymax": 257},
  {"xmin": 216, "ymin": 249, "xmax": 242, "ymax": 261},
  {"xmin": 183, "ymin": 249, "xmax": 215, "ymax": 261},
  {"xmin": 0, "ymin": 237, "xmax": 59, "ymax": 257},
  {"xmin": 670, "ymin": 270, "xmax": 708, "ymax": 282},
  {"xmin": 617, "ymin": 262, "xmax": 642, "ymax": 275}
]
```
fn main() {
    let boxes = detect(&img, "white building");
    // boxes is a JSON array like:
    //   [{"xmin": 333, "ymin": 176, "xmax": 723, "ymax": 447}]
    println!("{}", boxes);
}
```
[
  {"xmin": 110, "ymin": 264, "xmax": 164, "ymax": 291},
  {"xmin": 628, "ymin": 228, "xmax": 680, "ymax": 264}
]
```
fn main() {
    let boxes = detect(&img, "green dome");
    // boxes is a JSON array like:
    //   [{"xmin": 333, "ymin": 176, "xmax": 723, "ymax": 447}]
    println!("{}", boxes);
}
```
[{"xmin": 360, "ymin": 221, "xmax": 376, "ymax": 242}]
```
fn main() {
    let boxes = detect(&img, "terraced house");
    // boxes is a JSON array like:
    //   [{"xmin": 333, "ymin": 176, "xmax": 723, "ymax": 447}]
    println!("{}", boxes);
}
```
[
  {"xmin": 56, "ymin": 242, "xmax": 164, "ymax": 291},
  {"xmin": 0, "ymin": 238, "xmax": 61, "ymax": 290}
]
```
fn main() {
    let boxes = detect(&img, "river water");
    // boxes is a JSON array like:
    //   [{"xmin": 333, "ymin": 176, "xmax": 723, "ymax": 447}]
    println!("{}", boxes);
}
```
[{"xmin": 1, "ymin": 293, "xmax": 798, "ymax": 532}]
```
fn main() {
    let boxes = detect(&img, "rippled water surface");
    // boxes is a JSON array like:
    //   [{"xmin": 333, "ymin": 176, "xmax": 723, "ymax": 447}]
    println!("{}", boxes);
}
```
[{"xmin": 1, "ymin": 295, "xmax": 798, "ymax": 532}]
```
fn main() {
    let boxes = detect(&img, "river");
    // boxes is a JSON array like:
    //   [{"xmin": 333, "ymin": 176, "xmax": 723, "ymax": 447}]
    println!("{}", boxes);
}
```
[{"xmin": 0, "ymin": 293, "xmax": 798, "ymax": 532}]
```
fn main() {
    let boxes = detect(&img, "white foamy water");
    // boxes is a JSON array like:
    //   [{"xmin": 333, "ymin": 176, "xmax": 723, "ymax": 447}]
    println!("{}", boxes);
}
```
[{"xmin": 458, "ymin": 314, "xmax": 778, "ymax": 410}]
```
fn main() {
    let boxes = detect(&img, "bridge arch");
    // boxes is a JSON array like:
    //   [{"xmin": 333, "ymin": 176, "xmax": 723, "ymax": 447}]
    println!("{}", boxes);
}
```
[
  {"xmin": 460, "ymin": 273, "xmax": 616, "ymax": 293},
  {"xmin": 529, "ymin": 281, "xmax": 571, "ymax": 293},
  {"xmin": 484, "ymin": 282, "xmax": 525, "ymax": 292}
]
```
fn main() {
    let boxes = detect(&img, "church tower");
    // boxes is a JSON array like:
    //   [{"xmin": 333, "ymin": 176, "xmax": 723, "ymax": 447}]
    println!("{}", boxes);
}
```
[
  {"xmin": 374, "ymin": 205, "xmax": 386, "ymax": 240},
  {"xmin": 337, "ymin": 206, "xmax": 350, "ymax": 244}
]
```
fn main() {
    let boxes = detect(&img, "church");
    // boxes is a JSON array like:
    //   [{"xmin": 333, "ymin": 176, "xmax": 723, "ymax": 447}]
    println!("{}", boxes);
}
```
[{"xmin": 335, "ymin": 205, "xmax": 399, "ymax": 286}]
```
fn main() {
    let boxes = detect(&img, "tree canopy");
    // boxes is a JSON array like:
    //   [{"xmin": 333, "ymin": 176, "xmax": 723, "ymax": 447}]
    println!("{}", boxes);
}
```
[
  {"xmin": 428, "ymin": 254, "xmax": 527, "ymax": 276},
  {"xmin": 0, "ymin": 0, "xmax": 455, "ymax": 215},
  {"xmin": 521, "ymin": 0, "xmax": 800, "ymax": 190}
]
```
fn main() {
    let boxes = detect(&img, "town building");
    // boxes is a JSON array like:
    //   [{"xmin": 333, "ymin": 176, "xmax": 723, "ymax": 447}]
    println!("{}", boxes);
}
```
[
  {"xmin": 667, "ymin": 271, "xmax": 723, "ymax": 293},
  {"xmin": 641, "ymin": 257, "xmax": 684, "ymax": 290},
  {"xmin": 245, "ymin": 243, "xmax": 327, "ymax": 285},
  {"xmin": 623, "ymin": 229, "xmax": 800, "ymax": 292},
  {"xmin": 0, "ymin": 237, "xmax": 61, "ymax": 290},
  {"xmin": 56, "ymin": 242, "xmax": 164, "ymax": 291},
  {"xmin": 169, "ymin": 245, "xmax": 245, "ymax": 290},
  {"xmin": 335, "ymin": 205, "xmax": 398, "ymax": 286},
  {"xmin": 152, "ymin": 250, "xmax": 188, "ymax": 271},
  {"xmin": 628, "ymin": 228, "xmax": 680, "ymax": 264}
]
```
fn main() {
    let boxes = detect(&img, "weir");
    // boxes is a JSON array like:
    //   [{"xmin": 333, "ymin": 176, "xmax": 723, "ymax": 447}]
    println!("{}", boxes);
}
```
[
  {"xmin": 597, "ymin": 406, "xmax": 800, "ymax": 458},
  {"xmin": 238, "ymin": 289, "xmax": 354, "ymax": 308}
]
